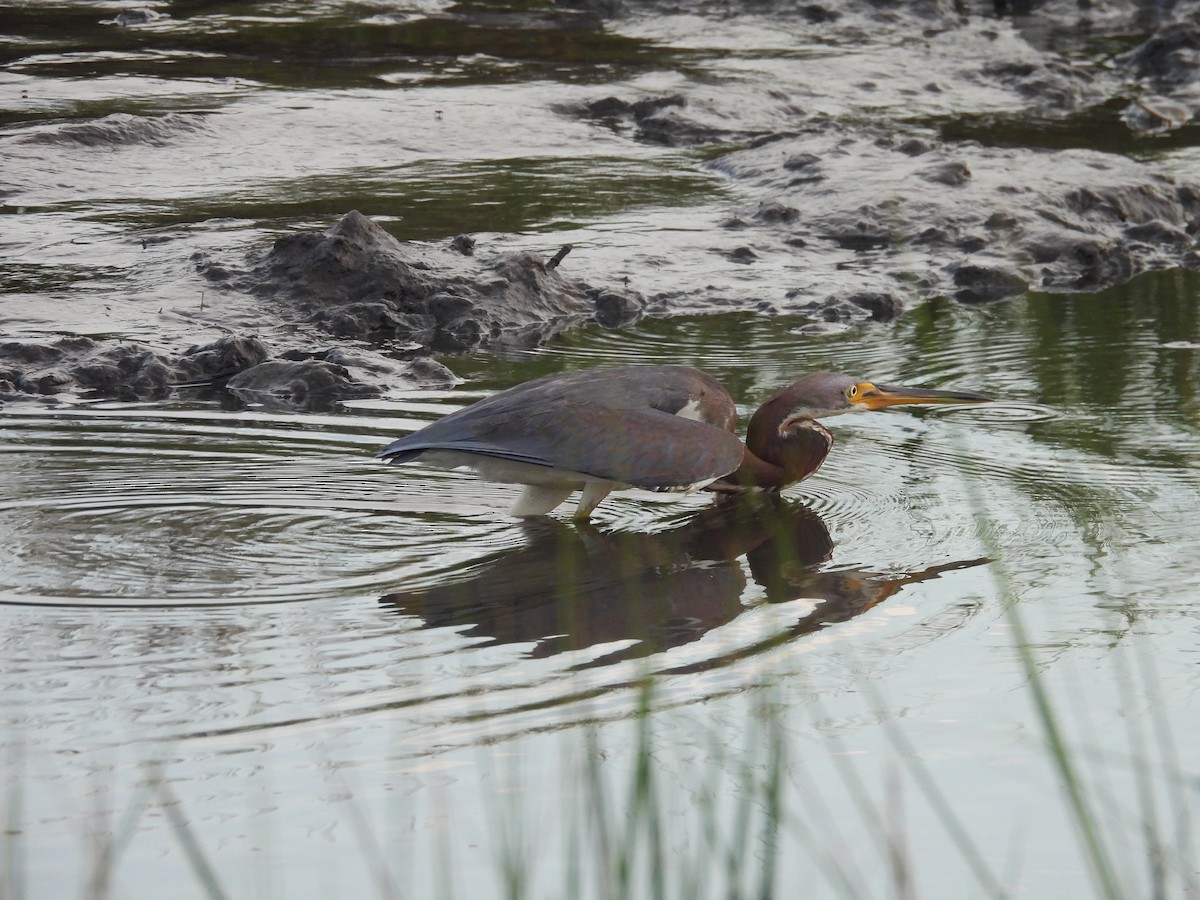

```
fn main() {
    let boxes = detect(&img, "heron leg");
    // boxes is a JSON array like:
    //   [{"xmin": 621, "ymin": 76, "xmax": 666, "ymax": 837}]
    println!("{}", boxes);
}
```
[
  {"xmin": 573, "ymin": 482, "xmax": 615, "ymax": 521},
  {"xmin": 510, "ymin": 484, "xmax": 574, "ymax": 517}
]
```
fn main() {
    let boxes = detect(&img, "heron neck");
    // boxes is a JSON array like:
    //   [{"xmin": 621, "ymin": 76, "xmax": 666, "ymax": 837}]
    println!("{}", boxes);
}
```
[
  {"xmin": 744, "ymin": 411, "xmax": 833, "ymax": 489},
  {"xmin": 724, "ymin": 446, "xmax": 787, "ymax": 491},
  {"xmin": 711, "ymin": 402, "xmax": 835, "ymax": 492}
]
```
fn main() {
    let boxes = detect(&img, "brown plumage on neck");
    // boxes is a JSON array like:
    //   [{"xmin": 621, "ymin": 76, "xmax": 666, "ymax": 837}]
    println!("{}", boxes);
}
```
[{"xmin": 714, "ymin": 385, "xmax": 834, "ymax": 492}]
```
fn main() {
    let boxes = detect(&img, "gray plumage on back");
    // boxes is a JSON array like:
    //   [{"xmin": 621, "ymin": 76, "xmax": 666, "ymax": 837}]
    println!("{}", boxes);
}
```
[
  {"xmin": 378, "ymin": 365, "xmax": 743, "ymax": 491},
  {"xmin": 379, "ymin": 364, "xmax": 993, "ymax": 518}
]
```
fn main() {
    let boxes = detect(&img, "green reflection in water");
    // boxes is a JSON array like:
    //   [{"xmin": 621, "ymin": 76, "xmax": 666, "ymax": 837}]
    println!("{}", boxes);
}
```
[
  {"xmin": 2, "ymin": 1, "xmax": 682, "ymax": 94},
  {"xmin": 0, "ymin": 262, "xmax": 125, "ymax": 294},
  {"xmin": 76, "ymin": 155, "xmax": 724, "ymax": 238},
  {"xmin": 909, "ymin": 270, "xmax": 1200, "ymax": 448},
  {"xmin": 442, "ymin": 267, "xmax": 1200, "ymax": 460},
  {"xmin": 925, "ymin": 101, "xmax": 1200, "ymax": 158},
  {"xmin": 425, "ymin": 268, "xmax": 1198, "ymax": 584}
]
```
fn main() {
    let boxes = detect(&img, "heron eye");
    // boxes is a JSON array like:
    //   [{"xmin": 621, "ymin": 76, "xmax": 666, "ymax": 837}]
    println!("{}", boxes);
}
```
[{"xmin": 847, "ymin": 385, "xmax": 858, "ymax": 398}]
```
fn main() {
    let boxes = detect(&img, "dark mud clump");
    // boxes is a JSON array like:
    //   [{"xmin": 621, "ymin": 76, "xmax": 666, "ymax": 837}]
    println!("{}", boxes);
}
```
[
  {"xmin": 785, "ymin": 290, "xmax": 900, "ymax": 324},
  {"xmin": 953, "ymin": 264, "xmax": 1029, "ymax": 304},
  {"xmin": 1115, "ymin": 23, "xmax": 1200, "ymax": 90},
  {"xmin": 20, "ymin": 112, "xmax": 210, "ymax": 147},
  {"xmin": 206, "ymin": 210, "xmax": 603, "ymax": 352},
  {"xmin": 1, "ymin": 208, "xmax": 642, "ymax": 408},
  {"xmin": 223, "ymin": 359, "xmax": 378, "ymax": 409},
  {"xmin": 0, "ymin": 335, "xmax": 262, "ymax": 401},
  {"xmin": 0, "ymin": 334, "xmax": 452, "ymax": 411},
  {"xmin": 565, "ymin": 94, "xmax": 747, "ymax": 146}
]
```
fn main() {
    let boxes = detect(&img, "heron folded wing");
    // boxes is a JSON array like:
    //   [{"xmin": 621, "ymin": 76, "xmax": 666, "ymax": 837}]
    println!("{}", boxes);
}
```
[
  {"xmin": 490, "ymin": 404, "xmax": 745, "ymax": 490},
  {"xmin": 379, "ymin": 403, "xmax": 744, "ymax": 491}
]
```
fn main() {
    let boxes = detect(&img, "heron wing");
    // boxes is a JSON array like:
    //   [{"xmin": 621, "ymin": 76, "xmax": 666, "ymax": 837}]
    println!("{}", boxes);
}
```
[
  {"xmin": 379, "ymin": 366, "xmax": 743, "ymax": 490},
  {"xmin": 383, "ymin": 405, "xmax": 745, "ymax": 490}
]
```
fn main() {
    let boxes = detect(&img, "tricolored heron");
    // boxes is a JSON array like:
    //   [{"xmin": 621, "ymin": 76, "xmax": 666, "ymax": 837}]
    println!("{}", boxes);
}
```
[{"xmin": 378, "ymin": 365, "xmax": 991, "ymax": 520}]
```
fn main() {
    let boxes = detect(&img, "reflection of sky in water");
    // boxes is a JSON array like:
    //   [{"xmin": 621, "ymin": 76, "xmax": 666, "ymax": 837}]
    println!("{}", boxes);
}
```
[{"xmin": 2, "ymin": 273, "xmax": 1200, "ymax": 896}]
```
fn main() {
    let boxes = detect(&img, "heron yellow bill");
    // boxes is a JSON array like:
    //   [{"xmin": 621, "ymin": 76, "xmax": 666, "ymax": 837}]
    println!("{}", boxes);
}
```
[{"xmin": 853, "ymin": 381, "xmax": 992, "ymax": 410}]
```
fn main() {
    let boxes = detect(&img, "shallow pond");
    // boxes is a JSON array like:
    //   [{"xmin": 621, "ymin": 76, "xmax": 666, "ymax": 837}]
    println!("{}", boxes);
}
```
[
  {"xmin": 5, "ymin": 271, "xmax": 1200, "ymax": 897},
  {"xmin": 3, "ymin": 1, "xmax": 1200, "ymax": 897}
]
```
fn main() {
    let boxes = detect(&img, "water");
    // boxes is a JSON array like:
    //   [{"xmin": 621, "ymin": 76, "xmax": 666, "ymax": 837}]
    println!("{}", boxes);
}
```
[
  {"xmin": 4, "ymin": 1, "xmax": 1200, "ymax": 897},
  {"xmin": 4, "ymin": 272, "xmax": 1200, "ymax": 896}
]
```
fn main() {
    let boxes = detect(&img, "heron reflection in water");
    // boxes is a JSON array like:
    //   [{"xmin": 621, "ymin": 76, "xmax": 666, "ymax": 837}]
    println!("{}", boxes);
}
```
[
  {"xmin": 379, "ymin": 365, "xmax": 991, "ymax": 520},
  {"xmin": 380, "ymin": 497, "xmax": 986, "ymax": 669}
]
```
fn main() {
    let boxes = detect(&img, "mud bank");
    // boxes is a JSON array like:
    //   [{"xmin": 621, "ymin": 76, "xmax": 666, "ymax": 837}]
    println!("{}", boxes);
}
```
[
  {"xmin": 198, "ymin": 210, "xmax": 643, "ymax": 349},
  {"xmin": 1, "ymin": 0, "xmax": 1198, "ymax": 409},
  {"xmin": 0, "ymin": 330, "xmax": 457, "ymax": 411},
  {"xmin": 1, "ymin": 209, "xmax": 644, "ymax": 407},
  {"xmin": 706, "ymin": 125, "xmax": 1200, "ymax": 322},
  {"xmin": 555, "ymin": 11, "xmax": 1200, "ymax": 322}
]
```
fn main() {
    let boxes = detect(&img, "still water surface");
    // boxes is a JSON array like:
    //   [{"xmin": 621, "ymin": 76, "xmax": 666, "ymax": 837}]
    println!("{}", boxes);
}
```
[{"xmin": 3, "ymin": 271, "xmax": 1200, "ymax": 896}]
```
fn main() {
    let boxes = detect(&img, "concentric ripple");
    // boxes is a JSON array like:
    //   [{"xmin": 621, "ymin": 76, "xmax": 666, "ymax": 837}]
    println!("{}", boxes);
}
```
[
  {"xmin": 0, "ymin": 395, "xmax": 1012, "ymax": 767},
  {"xmin": 0, "ymin": 406, "xmax": 510, "ymax": 606},
  {"xmin": 4, "ymin": 279, "xmax": 1200, "ymax": 760}
]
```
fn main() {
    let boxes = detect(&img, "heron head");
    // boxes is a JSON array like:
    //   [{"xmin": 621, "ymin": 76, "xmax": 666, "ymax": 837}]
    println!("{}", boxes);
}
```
[{"xmin": 775, "ymin": 372, "xmax": 992, "ymax": 426}]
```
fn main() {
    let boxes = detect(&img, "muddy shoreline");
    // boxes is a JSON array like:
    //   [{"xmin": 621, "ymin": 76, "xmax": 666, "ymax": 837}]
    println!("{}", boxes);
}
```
[{"xmin": 2, "ymin": 1, "xmax": 1198, "ymax": 407}]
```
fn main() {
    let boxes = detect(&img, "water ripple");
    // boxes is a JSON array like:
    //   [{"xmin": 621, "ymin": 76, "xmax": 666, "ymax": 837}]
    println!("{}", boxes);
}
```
[{"xmin": 0, "ymin": 407, "xmax": 500, "ymax": 607}]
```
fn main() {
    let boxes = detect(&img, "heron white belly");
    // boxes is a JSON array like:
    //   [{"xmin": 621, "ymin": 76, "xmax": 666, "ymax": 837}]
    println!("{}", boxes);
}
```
[{"xmin": 417, "ymin": 450, "xmax": 717, "ymax": 518}]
